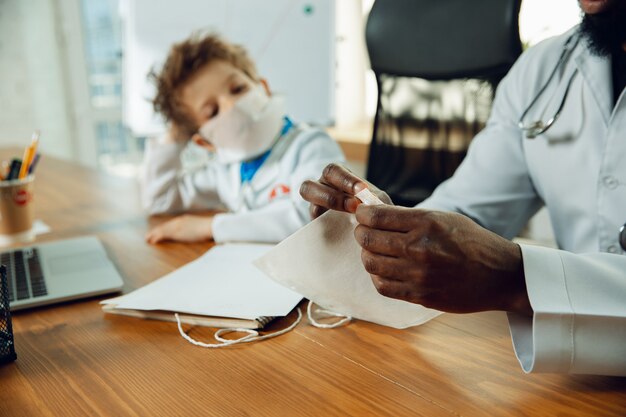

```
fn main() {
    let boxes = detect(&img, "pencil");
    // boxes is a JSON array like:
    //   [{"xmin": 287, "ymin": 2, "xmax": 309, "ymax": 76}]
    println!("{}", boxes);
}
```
[
  {"xmin": 18, "ymin": 148, "xmax": 33, "ymax": 179},
  {"xmin": 19, "ymin": 131, "xmax": 39, "ymax": 179}
]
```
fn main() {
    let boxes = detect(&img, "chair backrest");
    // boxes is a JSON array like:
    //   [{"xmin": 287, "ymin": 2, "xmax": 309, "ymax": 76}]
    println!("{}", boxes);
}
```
[
  {"xmin": 365, "ymin": 0, "xmax": 522, "ymax": 207},
  {"xmin": 365, "ymin": 0, "xmax": 522, "ymax": 81}
]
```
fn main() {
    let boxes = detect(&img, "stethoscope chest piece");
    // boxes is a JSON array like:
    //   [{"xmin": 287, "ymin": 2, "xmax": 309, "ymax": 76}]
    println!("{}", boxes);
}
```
[{"xmin": 518, "ymin": 32, "xmax": 581, "ymax": 139}]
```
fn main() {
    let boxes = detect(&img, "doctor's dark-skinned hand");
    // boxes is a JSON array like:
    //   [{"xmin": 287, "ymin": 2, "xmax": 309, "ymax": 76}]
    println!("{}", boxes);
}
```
[
  {"xmin": 299, "ymin": 163, "xmax": 392, "ymax": 219},
  {"xmin": 354, "ymin": 204, "xmax": 533, "ymax": 315},
  {"xmin": 299, "ymin": 164, "xmax": 532, "ymax": 316}
]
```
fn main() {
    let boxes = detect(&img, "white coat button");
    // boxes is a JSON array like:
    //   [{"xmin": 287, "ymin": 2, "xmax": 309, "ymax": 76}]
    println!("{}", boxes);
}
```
[
  {"xmin": 603, "ymin": 176, "xmax": 618, "ymax": 189},
  {"xmin": 607, "ymin": 245, "xmax": 619, "ymax": 254}
]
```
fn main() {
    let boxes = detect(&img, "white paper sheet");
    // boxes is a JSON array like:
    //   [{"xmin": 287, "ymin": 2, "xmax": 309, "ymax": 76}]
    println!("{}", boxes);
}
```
[
  {"xmin": 254, "ymin": 211, "xmax": 442, "ymax": 329},
  {"xmin": 102, "ymin": 244, "xmax": 302, "ymax": 320},
  {"xmin": 33, "ymin": 219, "xmax": 51, "ymax": 235}
]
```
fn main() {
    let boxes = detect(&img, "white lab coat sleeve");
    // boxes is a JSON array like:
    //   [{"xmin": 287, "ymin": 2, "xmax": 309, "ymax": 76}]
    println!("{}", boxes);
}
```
[
  {"xmin": 212, "ymin": 199, "xmax": 304, "ymax": 243},
  {"xmin": 140, "ymin": 136, "xmax": 222, "ymax": 214},
  {"xmin": 509, "ymin": 244, "xmax": 626, "ymax": 375},
  {"xmin": 417, "ymin": 47, "xmax": 543, "ymax": 239},
  {"xmin": 211, "ymin": 130, "xmax": 345, "ymax": 243}
]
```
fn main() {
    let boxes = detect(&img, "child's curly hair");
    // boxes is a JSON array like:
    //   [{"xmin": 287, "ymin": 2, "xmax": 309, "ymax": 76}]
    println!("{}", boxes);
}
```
[{"xmin": 149, "ymin": 32, "xmax": 258, "ymax": 136}]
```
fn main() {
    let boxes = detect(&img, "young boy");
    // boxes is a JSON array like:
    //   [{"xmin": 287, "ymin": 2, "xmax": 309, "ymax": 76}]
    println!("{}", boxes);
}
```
[{"xmin": 141, "ymin": 33, "xmax": 345, "ymax": 244}]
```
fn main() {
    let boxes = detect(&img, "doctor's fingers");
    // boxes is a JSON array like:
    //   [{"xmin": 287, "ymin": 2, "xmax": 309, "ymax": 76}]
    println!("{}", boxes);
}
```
[
  {"xmin": 354, "ymin": 225, "xmax": 409, "ymax": 257},
  {"xmin": 369, "ymin": 274, "xmax": 425, "ymax": 304},
  {"xmin": 309, "ymin": 203, "xmax": 328, "ymax": 220},
  {"xmin": 360, "ymin": 249, "xmax": 419, "ymax": 282},
  {"xmin": 356, "ymin": 204, "xmax": 432, "ymax": 232},
  {"xmin": 300, "ymin": 179, "xmax": 361, "ymax": 214},
  {"xmin": 320, "ymin": 163, "xmax": 368, "ymax": 195}
]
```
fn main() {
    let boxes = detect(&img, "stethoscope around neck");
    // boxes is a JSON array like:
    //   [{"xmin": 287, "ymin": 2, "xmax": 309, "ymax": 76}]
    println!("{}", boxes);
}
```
[
  {"xmin": 517, "ymin": 32, "xmax": 582, "ymax": 139},
  {"xmin": 517, "ymin": 31, "xmax": 626, "ymax": 253}
]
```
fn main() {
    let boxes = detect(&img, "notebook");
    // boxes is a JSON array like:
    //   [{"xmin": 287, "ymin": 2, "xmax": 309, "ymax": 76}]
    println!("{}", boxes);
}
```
[
  {"xmin": 100, "ymin": 305, "xmax": 275, "ymax": 329},
  {"xmin": 101, "ymin": 243, "xmax": 302, "ymax": 329},
  {"xmin": 3, "ymin": 236, "xmax": 124, "ymax": 311}
]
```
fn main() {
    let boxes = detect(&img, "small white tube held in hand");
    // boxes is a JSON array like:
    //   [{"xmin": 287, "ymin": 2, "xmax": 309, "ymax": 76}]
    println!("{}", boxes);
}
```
[{"xmin": 355, "ymin": 188, "xmax": 384, "ymax": 206}]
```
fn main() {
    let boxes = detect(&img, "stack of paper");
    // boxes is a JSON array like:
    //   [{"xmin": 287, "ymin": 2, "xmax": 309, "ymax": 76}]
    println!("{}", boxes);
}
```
[{"xmin": 102, "ymin": 243, "xmax": 302, "ymax": 329}]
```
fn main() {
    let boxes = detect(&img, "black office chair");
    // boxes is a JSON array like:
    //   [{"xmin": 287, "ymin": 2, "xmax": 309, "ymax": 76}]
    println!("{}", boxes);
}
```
[{"xmin": 365, "ymin": 0, "xmax": 522, "ymax": 207}]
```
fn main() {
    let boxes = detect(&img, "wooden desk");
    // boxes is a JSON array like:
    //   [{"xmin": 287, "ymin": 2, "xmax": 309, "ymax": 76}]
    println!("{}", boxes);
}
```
[{"xmin": 1, "ymin": 151, "xmax": 625, "ymax": 417}]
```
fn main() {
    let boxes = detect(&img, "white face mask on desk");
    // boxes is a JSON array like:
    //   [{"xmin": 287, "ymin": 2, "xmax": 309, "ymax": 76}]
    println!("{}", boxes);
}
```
[{"xmin": 198, "ymin": 85, "xmax": 285, "ymax": 163}]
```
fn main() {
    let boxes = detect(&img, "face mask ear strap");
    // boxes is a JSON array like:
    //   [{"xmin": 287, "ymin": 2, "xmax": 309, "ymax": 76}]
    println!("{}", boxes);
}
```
[
  {"xmin": 259, "ymin": 78, "xmax": 271, "ymax": 96},
  {"xmin": 307, "ymin": 300, "xmax": 352, "ymax": 329},
  {"xmin": 175, "ymin": 308, "xmax": 303, "ymax": 348},
  {"xmin": 191, "ymin": 134, "xmax": 216, "ymax": 152}
]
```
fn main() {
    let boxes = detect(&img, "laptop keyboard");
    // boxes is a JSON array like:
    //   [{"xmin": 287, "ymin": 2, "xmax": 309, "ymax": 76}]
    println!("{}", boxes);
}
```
[{"xmin": 1, "ymin": 248, "xmax": 48, "ymax": 302}]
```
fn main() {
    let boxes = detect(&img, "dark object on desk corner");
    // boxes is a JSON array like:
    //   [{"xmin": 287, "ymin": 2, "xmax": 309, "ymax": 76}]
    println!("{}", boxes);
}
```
[
  {"xmin": 0, "ymin": 265, "xmax": 17, "ymax": 364},
  {"xmin": 365, "ymin": 0, "xmax": 523, "ymax": 207}
]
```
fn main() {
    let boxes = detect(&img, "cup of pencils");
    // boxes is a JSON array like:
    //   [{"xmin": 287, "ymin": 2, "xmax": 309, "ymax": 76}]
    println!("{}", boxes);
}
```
[{"xmin": 0, "ymin": 131, "xmax": 41, "ymax": 246}]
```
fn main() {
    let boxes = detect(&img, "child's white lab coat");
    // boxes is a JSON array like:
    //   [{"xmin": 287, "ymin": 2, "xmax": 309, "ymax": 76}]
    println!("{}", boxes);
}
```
[{"xmin": 141, "ymin": 125, "xmax": 345, "ymax": 243}]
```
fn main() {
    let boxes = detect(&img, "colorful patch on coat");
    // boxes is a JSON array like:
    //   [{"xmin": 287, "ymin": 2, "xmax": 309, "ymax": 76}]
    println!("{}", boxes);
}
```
[{"xmin": 269, "ymin": 184, "xmax": 291, "ymax": 201}]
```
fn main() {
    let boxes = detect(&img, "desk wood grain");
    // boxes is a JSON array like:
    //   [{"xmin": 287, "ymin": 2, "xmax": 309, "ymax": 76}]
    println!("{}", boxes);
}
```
[{"xmin": 1, "ymin": 150, "xmax": 624, "ymax": 417}]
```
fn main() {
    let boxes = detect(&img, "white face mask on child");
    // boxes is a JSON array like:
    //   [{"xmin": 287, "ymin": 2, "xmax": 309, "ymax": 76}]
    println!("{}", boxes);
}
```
[{"xmin": 198, "ymin": 85, "xmax": 285, "ymax": 163}]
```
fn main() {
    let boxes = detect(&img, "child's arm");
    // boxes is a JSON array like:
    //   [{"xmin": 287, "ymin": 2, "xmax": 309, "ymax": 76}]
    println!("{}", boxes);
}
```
[
  {"xmin": 145, "ymin": 214, "xmax": 214, "ymax": 244},
  {"xmin": 211, "ymin": 130, "xmax": 346, "ymax": 243},
  {"xmin": 213, "ymin": 199, "xmax": 307, "ymax": 243},
  {"xmin": 140, "ymin": 133, "xmax": 222, "ymax": 215}
]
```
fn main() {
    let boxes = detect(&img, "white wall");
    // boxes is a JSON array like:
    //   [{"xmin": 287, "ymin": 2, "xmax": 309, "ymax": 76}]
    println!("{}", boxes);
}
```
[
  {"xmin": 335, "ymin": 0, "xmax": 367, "ymax": 127},
  {"xmin": 122, "ymin": 0, "xmax": 336, "ymax": 137},
  {"xmin": 519, "ymin": 0, "xmax": 581, "ymax": 46},
  {"xmin": 0, "ymin": 0, "xmax": 76, "ymax": 160}
]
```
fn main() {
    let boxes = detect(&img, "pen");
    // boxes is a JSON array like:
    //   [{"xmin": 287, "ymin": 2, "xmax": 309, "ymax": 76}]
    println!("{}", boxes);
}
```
[
  {"xmin": 27, "ymin": 153, "xmax": 41, "ymax": 175},
  {"xmin": 7, "ymin": 159, "xmax": 22, "ymax": 181}
]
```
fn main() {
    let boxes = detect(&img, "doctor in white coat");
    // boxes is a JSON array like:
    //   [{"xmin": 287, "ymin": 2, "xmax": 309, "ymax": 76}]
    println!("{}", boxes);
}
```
[{"xmin": 300, "ymin": 0, "xmax": 626, "ymax": 375}]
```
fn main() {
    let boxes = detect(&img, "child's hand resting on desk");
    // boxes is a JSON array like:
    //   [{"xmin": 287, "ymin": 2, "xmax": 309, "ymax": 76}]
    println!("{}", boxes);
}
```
[{"xmin": 146, "ymin": 215, "xmax": 214, "ymax": 244}]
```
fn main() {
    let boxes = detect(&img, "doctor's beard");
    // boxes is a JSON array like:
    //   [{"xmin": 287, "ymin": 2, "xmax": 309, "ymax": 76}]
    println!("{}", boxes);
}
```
[{"xmin": 580, "ymin": 7, "xmax": 626, "ymax": 56}]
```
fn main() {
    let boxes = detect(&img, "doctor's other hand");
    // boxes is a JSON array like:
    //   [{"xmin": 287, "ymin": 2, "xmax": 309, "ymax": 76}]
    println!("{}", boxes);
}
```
[
  {"xmin": 146, "ymin": 214, "xmax": 214, "ymax": 244},
  {"xmin": 299, "ymin": 163, "xmax": 392, "ymax": 219},
  {"xmin": 354, "ymin": 205, "xmax": 533, "ymax": 316}
]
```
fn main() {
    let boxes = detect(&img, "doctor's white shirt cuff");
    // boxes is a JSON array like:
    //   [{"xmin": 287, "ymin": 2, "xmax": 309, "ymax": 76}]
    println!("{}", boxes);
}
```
[{"xmin": 508, "ymin": 244, "xmax": 575, "ymax": 373}]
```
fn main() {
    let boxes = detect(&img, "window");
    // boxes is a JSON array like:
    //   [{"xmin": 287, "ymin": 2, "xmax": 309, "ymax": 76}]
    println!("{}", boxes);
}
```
[{"xmin": 78, "ymin": 0, "xmax": 141, "ymax": 176}]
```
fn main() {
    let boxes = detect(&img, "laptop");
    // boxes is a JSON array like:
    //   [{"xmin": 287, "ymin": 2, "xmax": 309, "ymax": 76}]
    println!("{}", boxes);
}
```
[{"xmin": 1, "ymin": 236, "xmax": 124, "ymax": 311}]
